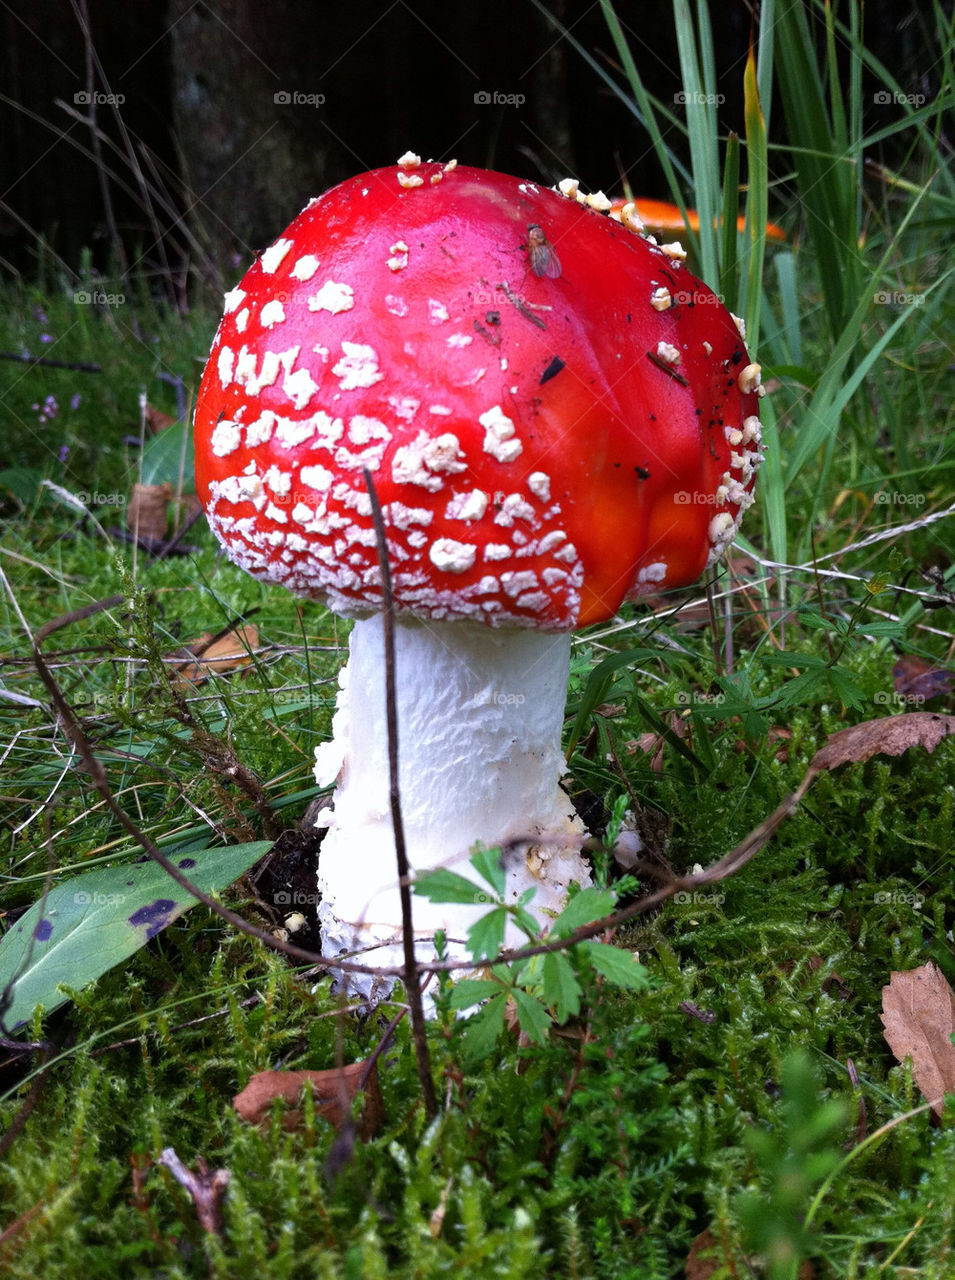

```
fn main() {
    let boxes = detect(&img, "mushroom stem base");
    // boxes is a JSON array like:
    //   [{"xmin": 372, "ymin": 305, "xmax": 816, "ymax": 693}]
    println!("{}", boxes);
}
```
[{"xmin": 314, "ymin": 615, "xmax": 591, "ymax": 1003}]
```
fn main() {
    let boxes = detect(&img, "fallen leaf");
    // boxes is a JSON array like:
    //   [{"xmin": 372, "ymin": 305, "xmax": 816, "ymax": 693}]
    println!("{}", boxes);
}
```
[
  {"xmin": 127, "ymin": 482, "xmax": 171, "ymax": 541},
  {"xmin": 685, "ymin": 1227, "xmax": 813, "ymax": 1279},
  {"xmin": 810, "ymin": 713, "xmax": 955, "ymax": 772},
  {"xmin": 627, "ymin": 731, "xmax": 665, "ymax": 772},
  {"xmin": 893, "ymin": 656, "xmax": 954, "ymax": 702},
  {"xmin": 232, "ymin": 1061, "xmax": 384, "ymax": 1139},
  {"xmin": 627, "ymin": 712, "xmax": 687, "ymax": 772},
  {"xmin": 594, "ymin": 702, "xmax": 626, "ymax": 718},
  {"xmin": 144, "ymin": 403, "xmax": 177, "ymax": 433},
  {"xmin": 168, "ymin": 624, "xmax": 259, "ymax": 686},
  {"xmin": 881, "ymin": 963, "xmax": 955, "ymax": 1118}
]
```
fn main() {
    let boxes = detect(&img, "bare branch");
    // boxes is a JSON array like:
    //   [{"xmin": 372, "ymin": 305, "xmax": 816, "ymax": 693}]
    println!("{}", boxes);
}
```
[{"xmin": 363, "ymin": 468, "xmax": 438, "ymax": 1119}]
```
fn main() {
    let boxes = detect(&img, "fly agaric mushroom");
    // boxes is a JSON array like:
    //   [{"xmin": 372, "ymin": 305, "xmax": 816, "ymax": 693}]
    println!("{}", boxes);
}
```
[{"xmin": 194, "ymin": 159, "xmax": 763, "ymax": 1000}]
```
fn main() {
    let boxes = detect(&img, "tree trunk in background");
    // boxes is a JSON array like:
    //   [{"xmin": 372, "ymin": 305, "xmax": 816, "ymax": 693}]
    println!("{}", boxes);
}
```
[
  {"xmin": 1, "ymin": 0, "xmax": 935, "ymax": 285},
  {"xmin": 168, "ymin": 0, "xmax": 333, "ymax": 294},
  {"xmin": 166, "ymin": 0, "xmax": 577, "ymax": 297}
]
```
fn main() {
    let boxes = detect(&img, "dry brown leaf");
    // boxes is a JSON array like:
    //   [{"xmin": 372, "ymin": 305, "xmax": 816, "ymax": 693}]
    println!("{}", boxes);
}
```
[
  {"xmin": 594, "ymin": 702, "xmax": 626, "ymax": 718},
  {"xmin": 893, "ymin": 656, "xmax": 954, "ymax": 702},
  {"xmin": 626, "ymin": 731, "xmax": 665, "ymax": 772},
  {"xmin": 626, "ymin": 712, "xmax": 687, "ymax": 772},
  {"xmin": 232, "ymin": 1062, "xmax": 384, "ymax": 1139},
  {"xmin": 685, "ymin": 1227, "xmax": 813, "ymax": 1279},
  {"xmin": 169, "ymin": 624, "xmax": 259, "ymax": 686},
  {"xmin": 881, "ymin": 962, "xmax": 955, "ymax": 1118},
  {"xmin": 127, "ymin": 482, "xmax": 171, "ymax": 541},
  {"xmin": 144, "ymin": 403, "xmax": 177, "ymax": 433},
  {"xmin": 811, "ymin": 713, "xmax": 955, "ymax": 773},
  {"xmin": 685, "ymin": 1229, "xmax": 728, "ymax": 1279}
]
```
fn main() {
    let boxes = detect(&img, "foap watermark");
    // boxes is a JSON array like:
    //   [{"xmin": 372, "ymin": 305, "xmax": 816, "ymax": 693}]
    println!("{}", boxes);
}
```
[
  {"xmin": 672, "ymin": 289, "xmax": 726, "ymax": 306},
  {"xmin": 676, "ymin": 690, "xmax": 725, "ymax": 707},
  {"xmin": 474, "ymin": 90, "xmax": 525, "ymax": 107},
  {"xmin": 274, "ymin": 890, "xmax": 320, "ymax": 906},
  {"xmin": 673, "ymin": 890, "xmax": 725, "ymax": 906},
  {"xmin": 874, "ymin": 490, "xmax": 925, "ymax": 506},
  {"xmin": 75, "ymin": 891, "xmax": 126, "ymax": 906},
  {"xmin": 874, "ymin": 890, "xmax": 924, "ymax": 907},
  {"xmin": 874, "ymin": 691, "xmax": 927, "ymax": 708},
  {"xmin": 874, "ymin": 90, "xmax": 926, "ymax": 107},
  {"xmin": 674, "ymin": 491, "xmax": 720, "ymax": 506},
  {"xmin": 74, "ymin": 289, "xmax": 125, "ymax": 307},
  {"xmin": 274, "ymin": 91, "xmax": 325, "ymax": 107},
  {"xmin": 76, "ymin": 491, "xmax": 126, "ymax": 507},
  {"xmin": 74, "ymin": 91, "xmax": 125, "ymax": 107},
  {"xmin": 873, "ymin": 290, "xmax": 925, "ymax": 307},
  {"xmin": 674, "ymin": 91, "xmax": 725, "ymax": 106},
  {"xmin": 471, "ymin": 285, "xmax": 529, "ymax": 310}
]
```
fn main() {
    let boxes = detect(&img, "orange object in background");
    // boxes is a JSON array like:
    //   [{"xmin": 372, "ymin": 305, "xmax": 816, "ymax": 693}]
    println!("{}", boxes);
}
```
[{"xmin": 613, "ymin": 197, "xmax": 786, "ymax": 243}]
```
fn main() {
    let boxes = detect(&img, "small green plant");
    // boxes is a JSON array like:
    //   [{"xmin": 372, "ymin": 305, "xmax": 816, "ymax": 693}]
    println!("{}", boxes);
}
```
[
  {"xmin": 415, "ymin": 847, "xmax": 649, "ymax": 1060},
  {"xmin": 736, "ymin": 1051, "xmax": 848, "ymax": 1278}
]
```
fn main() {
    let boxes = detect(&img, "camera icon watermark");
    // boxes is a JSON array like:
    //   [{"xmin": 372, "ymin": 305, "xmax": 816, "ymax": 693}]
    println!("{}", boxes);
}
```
[
  {"xmin": 674, "ymin": 91, "xmax": 725, "ymax": 105},
  {"xmin": 676, "ymin": 690, "xmax": 725, "ymax": 707},
  {"xmin": 74, "ymin": 891, "xmax": 126, "ymax": 906},
  {"xmin": 74, "ymin": 91, "xmax": 125, "ymax": 107},
  {"xmin": 274, "ymin": 91, "xmax": 325, "ymax": 107},
  {"xmin": 873, "ymin": 90, "xmax": 926, "ymax": 106},
  {"xmin": 674, "ymin": 491, "xmax": 719, "ymax": 506},
  {"xmin": 673, "ymin": 890, "xmax": 726, "ymax": 905},
  {"xmin": 873, "ymin": 290, "xmax": 925, "ymax": 307},
  {"xmin": 76, "ymin": 491, "xmax": 126, "ymax": 507},
  {"xmin": 873, "ymin": 890, "xmax": 924, "ymax": 907},
  {"xmin": 74, "ymin": 289, "xmax": 125, "ymax": 307},
  {"xmin": 492, "ymin": 691, "xmax": 526, "ymax": 706},
  {"xmin": 474, "ymin": 90, "xmax": 525, "ymax": 107},
  {"xmin": 672, "ymin": 290, "xmax": 725, "ymax": 306},
  {"xmin": 874, "ymin": 690, "xmax": 926, "ymax": 708},
  {"xmin": 873, "ymin": 490, "xmax": 925, "ymax": 506},
  {"xmin": 274, "ymin": 890, "xmax": 320, "ymax": 905}
]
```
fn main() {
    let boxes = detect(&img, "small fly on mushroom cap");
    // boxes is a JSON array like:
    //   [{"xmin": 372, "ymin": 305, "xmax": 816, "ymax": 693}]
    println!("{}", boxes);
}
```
[{"xmin": 194, "ymin": 158, "xmax": 764, "ymax": 1002}]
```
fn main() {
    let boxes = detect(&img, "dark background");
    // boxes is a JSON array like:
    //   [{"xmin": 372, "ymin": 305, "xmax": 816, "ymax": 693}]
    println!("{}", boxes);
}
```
[{"xmin": 0, "ymin": 0, "xmax": 944, "ymax": 296}]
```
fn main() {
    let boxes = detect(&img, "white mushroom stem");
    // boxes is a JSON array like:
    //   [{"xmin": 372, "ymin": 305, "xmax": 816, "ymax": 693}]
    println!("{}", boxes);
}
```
[{"xmin": 314, "ymin": 614, "xmax": 591, "ymax": 1003}]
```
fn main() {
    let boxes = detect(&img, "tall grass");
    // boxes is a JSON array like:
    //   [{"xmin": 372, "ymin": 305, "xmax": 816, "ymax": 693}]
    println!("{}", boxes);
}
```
[{"xmin": 540, "ymin": 0, "xmax": 955, "ymax": 608}]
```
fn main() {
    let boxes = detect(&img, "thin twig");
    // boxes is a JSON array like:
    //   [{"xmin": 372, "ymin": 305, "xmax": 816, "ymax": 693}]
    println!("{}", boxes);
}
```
[
  {"xmin": 25, "ymin": 596, "xmax": 378, "ymax": 977},
  {"xmin": 363, "ymin": 468, "xmax": 438, "ymax": 1119},
  {"xmin": 704, "ymin": 572, "xmax": 723, "ymax": 677},
  {"xmin": 0, "ymin": 352, "xmax": 101, "ymax": 373},
  {"xmin": 157, "ymin": 1148, "xmax": 230, "ymax": 1234}
]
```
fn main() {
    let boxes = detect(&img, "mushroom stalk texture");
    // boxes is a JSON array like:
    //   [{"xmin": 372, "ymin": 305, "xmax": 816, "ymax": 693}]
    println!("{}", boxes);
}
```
[
  {"xmin": 314, "ymin": 615, "xmax": 588, "ymax": 1000},
  {"xmin": 193, "ymin": 158, "xmax": 764, "ymax": 1006}
]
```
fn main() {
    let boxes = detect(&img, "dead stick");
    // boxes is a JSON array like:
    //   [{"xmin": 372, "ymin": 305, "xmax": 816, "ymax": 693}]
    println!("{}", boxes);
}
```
[
  {"xmin": 29, "ymin": 597, "xmax": 387, "ymax": 977},
  {"xmin": 364, "ymin": 468, "xmax": 438, "ymax": 1120},
  {"xmin": 0, "ymin": 352, "xmax": 101, "ymax": 373}
]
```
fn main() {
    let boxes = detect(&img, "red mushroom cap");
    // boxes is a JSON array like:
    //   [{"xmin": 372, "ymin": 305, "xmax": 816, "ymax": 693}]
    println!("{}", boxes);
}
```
[{"xmin": 194, "ymin": 160, "xmax": 763, "ymax": 629}]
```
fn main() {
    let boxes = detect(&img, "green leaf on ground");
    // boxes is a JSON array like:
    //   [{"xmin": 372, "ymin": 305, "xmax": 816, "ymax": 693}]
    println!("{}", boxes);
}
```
[{"xmin": 0, "ymin": 841, "xmax": 270, "ymax": 1032}]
